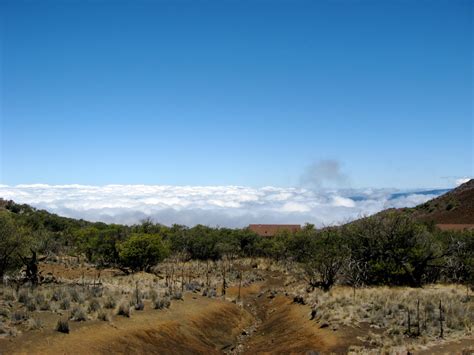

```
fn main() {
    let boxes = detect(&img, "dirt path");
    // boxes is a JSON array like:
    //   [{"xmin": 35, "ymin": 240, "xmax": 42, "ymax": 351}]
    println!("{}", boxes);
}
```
[{"xmin": 226, "ymin": 272, "xmax": 350, "ymax": 354}]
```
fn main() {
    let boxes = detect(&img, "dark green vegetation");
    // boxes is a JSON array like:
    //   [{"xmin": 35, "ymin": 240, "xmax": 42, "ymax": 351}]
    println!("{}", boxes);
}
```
[{"xmin": 0, "ymin": 197, "xmax": 472, "ymax": 291}]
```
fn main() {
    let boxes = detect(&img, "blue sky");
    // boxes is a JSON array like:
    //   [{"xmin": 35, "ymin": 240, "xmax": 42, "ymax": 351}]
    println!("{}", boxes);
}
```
[{"xmin": 1, "ymin": 0, "xmax": 472, "ymax": 189}]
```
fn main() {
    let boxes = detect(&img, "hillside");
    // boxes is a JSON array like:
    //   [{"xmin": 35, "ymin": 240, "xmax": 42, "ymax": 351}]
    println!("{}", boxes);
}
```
[{"xmin": 405, "ymin": 179, "xmax": 474, "ymax": 226}]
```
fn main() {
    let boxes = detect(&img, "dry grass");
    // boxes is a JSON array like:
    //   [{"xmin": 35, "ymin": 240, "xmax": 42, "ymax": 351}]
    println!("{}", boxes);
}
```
[
  {"xmin": 300, "ymin": 284, "xmax": 473, "ymax": 352},
  {"xmin": 1, "ymin": 257, "xmax": 471, "ymax": 354}
]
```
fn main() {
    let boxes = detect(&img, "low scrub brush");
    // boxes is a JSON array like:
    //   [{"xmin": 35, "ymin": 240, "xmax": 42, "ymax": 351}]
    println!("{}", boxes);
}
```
[
  {"xmin": 70, "ymin": 306, "xmax": 87, "ymax": 322},
  {"xmin": 117, "ymin": 303, "xmax": 131, "ymax": 317},
  {"xmin": 56, "ymin": 319, "xmax": 69, "ymax": 333}
]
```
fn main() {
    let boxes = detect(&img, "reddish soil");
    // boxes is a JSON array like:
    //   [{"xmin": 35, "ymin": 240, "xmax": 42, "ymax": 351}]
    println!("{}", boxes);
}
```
[
  {"xmin": 411, "ymin": 179, "xmax": 474, "ymax": 225},
  {"xmin": 39, "ymin": 263, "xmax": 120, "ymax": 281},
  {"xmin": 436, "ymin": 224, "xmax": 474, "ymax": 231},
  {"xmin": 1, "ymin": 265, "xmax": 473, "ymax": 354},
  {"xmin": 0, "ymin": 294, "xmax": 252, "ymax": 354}
]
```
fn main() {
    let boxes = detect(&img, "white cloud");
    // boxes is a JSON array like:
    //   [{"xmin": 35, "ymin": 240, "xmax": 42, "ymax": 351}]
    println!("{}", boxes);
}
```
[
  {"xmin": 0, "ymin": 184, "xmax": 447, "ymax": 228},
  {"xmin": 331, "ymin": 196, "xmax": 356, "ymax": 208},
  {"xmin": 455, "ymin": 177, "xmax": 471, "ymax": 186}
]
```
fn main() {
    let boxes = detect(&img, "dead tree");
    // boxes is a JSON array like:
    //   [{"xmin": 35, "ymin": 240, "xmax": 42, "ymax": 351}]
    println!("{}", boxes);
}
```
[
  {"xmin": 221, "ymin": 261, "xmax": 226, "ymax": 297},
  {"xmin": 20, "ymin": 249, "xmax": 45, "ymax": 286}
]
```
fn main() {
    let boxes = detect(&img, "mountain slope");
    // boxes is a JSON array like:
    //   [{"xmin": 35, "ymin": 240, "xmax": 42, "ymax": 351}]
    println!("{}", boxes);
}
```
[{"xmin": 406, "ymin": 179, "xmax": 474, "ymax": 225}]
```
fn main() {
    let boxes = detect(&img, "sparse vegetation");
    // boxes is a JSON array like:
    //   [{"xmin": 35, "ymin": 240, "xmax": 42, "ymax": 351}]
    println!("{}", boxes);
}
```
[
  {"xmin": 87, "ymin": 299, "xmax": 101, "ymax": 313},
  {"xmin": 97, "ymin": 310, "xmax": 110, "ymax": 321},
  {"xmin": 56, "ymin": 319, "xmax": 69, "ymax": 333},
  {"xmin": 117, "ymin": 303, "xmax": 131, "ymax": 317},
  {"xmin": 70, "ymin": 306, "xmax": 87, "ymax": 321},
  {"xmin": 0, "ymin": 195, "xmax": 472, "ymax": 353}
]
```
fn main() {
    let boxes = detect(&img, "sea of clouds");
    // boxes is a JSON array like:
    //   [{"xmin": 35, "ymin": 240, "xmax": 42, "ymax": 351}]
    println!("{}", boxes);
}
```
[{"xmin": 0, "ymin": 184, "xmax": 448, "ymax": 228}]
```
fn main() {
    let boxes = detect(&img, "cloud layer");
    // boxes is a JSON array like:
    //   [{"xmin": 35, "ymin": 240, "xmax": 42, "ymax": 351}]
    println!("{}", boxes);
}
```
[{"xmin": 0, "ymin": 184, "xmax": 447, "ymax": 228}]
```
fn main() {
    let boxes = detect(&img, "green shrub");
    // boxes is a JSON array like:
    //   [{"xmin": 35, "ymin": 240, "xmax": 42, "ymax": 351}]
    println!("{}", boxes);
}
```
[{"xmin": 118, "ymin": 233, "xmax": 169, "ymax": 272}]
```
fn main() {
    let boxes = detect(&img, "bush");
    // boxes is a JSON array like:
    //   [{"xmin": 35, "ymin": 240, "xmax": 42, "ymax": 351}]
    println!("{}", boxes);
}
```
[
  {"xmin": 172, "ymin": 291, "xmax": 183, "ymax": 300},
  {"xmin": 117, "ymin": 303, "xmax": 131, "ymax": 317},
  {"xmin": 153, "ymin": 296, "xmax": 170, "ymax": 310},
  {"xmin": 104, "ymin": 296, "xmax": 116, "ymax": 309},
  {"xmin": 52, "ymin": 288, "xmax": 67, "ymax": 302},
  {"xmin": 3, "ymin": 291, "xmax": 16, "ymax": 301},
  {"xmin": 28, "ymin": 317, "xmax": 43, "ymax": 330},
  {"xmin": 97, "ymin": 310, "xmax": 110, "ymax": 321},
  {"xmin": 148, "ymin": 289, "xmax": 158, "ymax": 302},
  {"xmin": 56, "ymin": 319, "xmax": 69, "ymax": 333},
  {"xmin": 18, "ymin": 289, "xmax": 29, "ymax": 304},
  {"xmin": 11, "ymin": 310, "xmax": 29, "ymax": 323},
  {"xmin": 89, "ymin": 286, "xmax": 103, "ymax": 298},
  {"xmin": 88, "ymin": 299, "xmax": 101, "ymax": 313},
  {"xmin": 0, "ymin": 212, "xmax": 30, "ymax": 277},
  {"xmin": 60, "ymin": 298, "xmax": 71, "ymax": 310},
  {"xmin": 34, "ymin": 293, "xmax": 45, "ymax": 305},
  {"xmin": 25, "ymin": 298, "xmax": 37, "ymax": 312},
  {"xmin": 118, "ymin": 233, "xmax": 169, "ymax": 272},
  {"xmin": 0, "ymin": 308, "xmax": 10, "ymax": 318},
  {"xmin": 69, "ymin": 288, "xmax": 85, "ymax": 304},
  {"xmin": 70, "ymin": 306, "xmax": 87, "ymax": 321}
]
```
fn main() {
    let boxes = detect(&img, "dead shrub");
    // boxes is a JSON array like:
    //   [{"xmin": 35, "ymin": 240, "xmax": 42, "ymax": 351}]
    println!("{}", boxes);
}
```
[
  {"xmin": 17, "ymin": 289, "xmax": 30, "ymax": 304},
  {"xmin": 70, "ymin": 306, "xmax": 87, "ymax": 321},
  {"xmin": 27, "ymin": 317, "xmax": 43, "ymax": 330},
  {"xmin": 88, "ymin": 299, "xmax": 101, "ymax": 313},
  {"xmin": 117, "ymin": 303, "xmax": 131, "ymax": 317},
  {"xmin": 97, "ymin": 310, "xmax": 110, "ymax": 321},
  {"xmin": 69, "ymin": 288, "xmax": 85, "ymax": 304},
  {"xmin": 52, "ymin": 288, "xmax": 67, "ymax": 302},
  {"xmin": 56, "ymin": 319, "xmax": 69, "ymax": 333},
  {"xmin": 11, "ymin": 310, "xmax": 29, "ymax": 323},
  {"xmin": 153, "ymin": 296, "xmax": 170, "ymax": 310},
  {"xmin": 60, "ymin": 298, "xmax": 71, "ymax": 310},
  {"xmin": 104, "ymin": 296, "xmax": 116, "ymax": 309}
]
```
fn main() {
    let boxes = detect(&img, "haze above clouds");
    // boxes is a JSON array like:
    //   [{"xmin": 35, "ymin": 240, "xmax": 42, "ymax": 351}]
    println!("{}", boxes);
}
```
[{"xmin": 0, "ymin": 184, "xmax": 447, "ymax": 228}]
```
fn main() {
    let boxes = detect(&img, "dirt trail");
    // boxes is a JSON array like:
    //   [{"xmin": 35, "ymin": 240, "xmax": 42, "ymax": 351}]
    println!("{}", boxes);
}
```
[{"xmin": 227, "ymin": 271, "xmax": 349, "ymax": 354}]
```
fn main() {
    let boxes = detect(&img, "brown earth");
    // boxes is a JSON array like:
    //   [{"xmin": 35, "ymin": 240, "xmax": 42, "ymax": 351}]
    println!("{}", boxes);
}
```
[
  {"xmin": 1, "ymin": 264, "xmax": 473, "ymax": 354},
  {"xmin": 226, "ymin": 272, "xmax": 358, "ymax": 354},
  {"xmin": 0, "ymin": 294, "xmax": 252, "ymax": 354},
  {"xmin": 409, "ymin": 179, "xmax": 474, "ymax": 225},
  {"xmin": 0, "ymin": 269, "xmax": 350, "ymax": 354},
  {"xmin": 39, "ymin": 262, "xmax": 120, "ymax": 280},
  {"xmin": 436, "ymin": 223, "xmax": 474, "ymax": 231}
]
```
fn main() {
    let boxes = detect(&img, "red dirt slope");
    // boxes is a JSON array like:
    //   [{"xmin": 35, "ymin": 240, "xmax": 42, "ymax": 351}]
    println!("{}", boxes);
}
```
[{"xmin": 407, "ymin": 179, "xmax": 474, "ymax": 226}]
